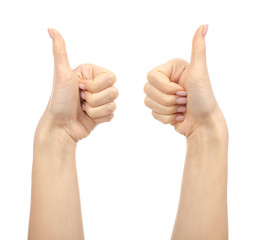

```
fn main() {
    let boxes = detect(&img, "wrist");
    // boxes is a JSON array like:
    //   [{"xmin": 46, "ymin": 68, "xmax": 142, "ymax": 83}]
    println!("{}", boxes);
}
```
[
  {"xmin": 187, "ymin": 107, "xmax": 228, "ymax": 147},
  {"xmin": 34, "ymin": 112, "xmax": 77, "ymax": 150}
]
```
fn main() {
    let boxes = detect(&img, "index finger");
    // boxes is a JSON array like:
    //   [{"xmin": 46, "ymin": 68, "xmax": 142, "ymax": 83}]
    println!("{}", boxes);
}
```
[
  {"xmin": 80, "ymin": 72, "xmax": 116, "ymax": 93},
  {"xmin": 74, "ymin": 64, "xmax": 116, "ymax": 93},
  {"xmin": 147, "ymin": 70, "xmax": 184, "ymax": 94},
  {"xmin": 147, "ymin": 59, "xmax": 189, "ymax": 94}
]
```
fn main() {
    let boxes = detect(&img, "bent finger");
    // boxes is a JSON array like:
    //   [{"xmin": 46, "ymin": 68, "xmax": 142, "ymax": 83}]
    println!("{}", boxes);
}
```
[
  {"xmin": 82, "ymin": 101, "xmax": 116, "ymax": 119},
  {"xmin": 144, "ymin": 83, "xmax": 178, "ymax": 106},
  {"xmin": 94, "ymin": 113, "xmax": 114, "ymax": 124},
  {"xmin": 80, "ymin": 86, "xmax": 118, "ymax": 107},
  {"xmin": 152, "ymin": 111, "xmax": 185, "ymax": 124},
  {"xmin": 145, "ymin": 97, "xmax": 186, "ymax": 114},
  {"xmin": 147, "ymin": 70, "xmax": 185, "ymax": 94},
  {"xmin": 79, "ymin": 71, "xmax": 116, "ymax": 93}
]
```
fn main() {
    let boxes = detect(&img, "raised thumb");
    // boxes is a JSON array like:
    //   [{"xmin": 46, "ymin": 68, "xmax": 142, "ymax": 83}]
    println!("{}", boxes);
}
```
[
  {"xmin": 48, "ymin": 28, "xmax": 71, "ymax": 72},
  {"xmin": 190, "ymin": 25, "xmax": 208, "ymax": 69}
]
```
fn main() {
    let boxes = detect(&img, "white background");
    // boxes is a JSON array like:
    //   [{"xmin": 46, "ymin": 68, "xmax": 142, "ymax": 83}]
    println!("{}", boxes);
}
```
[{"xmin": 0, "ymin": 0, "xmax": 266, "ymax": 239}]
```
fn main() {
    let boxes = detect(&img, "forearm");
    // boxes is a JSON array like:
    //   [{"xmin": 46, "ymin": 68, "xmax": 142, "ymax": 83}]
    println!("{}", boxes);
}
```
[
  {"xmin": 28, "ymin": 119, "xmax": 84, "ymax": 240},
  {"xmin": 171, "ymin": 117, "xmax": 228, "ymax": 240}
]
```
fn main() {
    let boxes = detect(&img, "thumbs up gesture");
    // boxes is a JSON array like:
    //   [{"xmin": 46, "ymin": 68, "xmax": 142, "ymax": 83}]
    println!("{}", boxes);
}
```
[
  {"xmin": 144, "ymin": 25, "xmax": 227, "ymax": 137},
  {"xmin": 40, "ymin": 29, "xmax": 118, "ymax": 143}
]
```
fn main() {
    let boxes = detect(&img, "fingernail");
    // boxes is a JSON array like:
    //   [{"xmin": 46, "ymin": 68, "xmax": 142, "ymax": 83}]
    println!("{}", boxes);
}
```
[
  {"xmin": 176, "ymin": 115, "xmax": 185, "ymax": 122},
  {"xmin": 79, "ymin": 83, "xmax": 87, "ymax": 90},
  {"xmin": 48, "ymin": 28, "xmax": 53, "ymax": 39},
  {"xmin": 176, "ymin": 91, "xmax": 187, "ymax": 96},
  {"xmin": 176, "ymin": 97, "xmax": 187, "ymax": 104},
  {"xmin": 80, "ymin": 91, "xmax": 86, "ymax": 99},
  {"xmin": 178, "ymin": 106, "xmax": 187, "ymax": 112},
  {"xmin": 82, "ymin": 103, "xmax": 86, "ymax": 111},
  {"xmin": 203, "ymin": 24, "xmax": 208, "ymax": 37}
]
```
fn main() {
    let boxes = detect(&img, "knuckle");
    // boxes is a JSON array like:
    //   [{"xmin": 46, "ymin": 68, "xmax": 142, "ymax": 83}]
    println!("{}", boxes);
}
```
[
  {"xmin": 144, "ymin": 97, "xmax": 151, "ymax": 108},
  {"xmin": 146, "ymin": 70, "xmax": 155, "ymax": 81},
  {"xmin": 111, "ymin": 102, "xmax": 117, "ymax": 111},
  {"xmin": 158, "ymin": 115, "xmax": 168, "ymax": 124},
  {"xmin": 161, "ymin": 117, "xmax": 168, "ymax": 124},
  {"xmin": 107, "ymin": 113, "xmax": 114, "ymax": 122},
  {"xmin": 110, "ymin": 87, "xmax": 119, "ymax": 99},
  {"xmin": 106, "ymin": 72, "xmax": 116, "ymax": 83},
  {"xmin": 152, "ymin": 111, "xmax": 168, "ymax": 124},
  {"xmin": 103, "ymin": 78, "xmax": 113, "ymax": 88},
  {"xmin": 143, "ymin": 83, "xmax": 150, "ymax": 95},
  {"xmin": 152, "ymin": 111, "xmax": 158, "ymax": 120},
  {"xmin": 107, "ymin": 102, "xmax": 116, "ymax": 114}
]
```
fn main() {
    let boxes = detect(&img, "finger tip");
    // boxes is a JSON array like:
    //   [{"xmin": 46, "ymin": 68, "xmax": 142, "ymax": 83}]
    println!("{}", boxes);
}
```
[
  {"xmin": 81, "ymin": 102, "xmax": 86, "ymax": 111},
  {"xmin": 193, "ymin": 24, "xmax": 208, "ymax": 42},
  {"xmin": 48, "ymin": 28, "xmax": 66, "ymax": 46},
  {"xmin": 78, "ymin": 83, "xmax": 87, "ymax": 90},
  {"xmin": 80, "ymin": 91, "xmax": 86, "ymax": 99},
  {"xmin": 202, "ymin": 24, "xmax": 209, "ymax": 37},
  {"xmin": 176, "ymin": 115, "xmax": 185, "ymax": 122},
  {"xmin": 176, "ymin": 91, "xmax": 187, "ymax": 96},
  {"xmin": 177, "ymin": 106, "xmax": 187, "ymax": 113},
  {"xmin": 48, "ymin": 28, "xmax": 53, "ymax": 39},
  {"xmin": 176, "ymin": 97, "xmax": 187, "ymax": 104}
]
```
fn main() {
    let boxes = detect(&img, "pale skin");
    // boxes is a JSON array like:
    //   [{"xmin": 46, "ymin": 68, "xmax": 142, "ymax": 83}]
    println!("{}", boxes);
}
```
[
  {"xmin": 28, "ymin": 29, "xmax": 118, "ymax": 240},
  {"xmin": 144, "ymin": 25, "xmax": 228, "ymax": 240},
  {"xmin": 28, "ymin": 25, "xmax": 228, "ymax": 240}
]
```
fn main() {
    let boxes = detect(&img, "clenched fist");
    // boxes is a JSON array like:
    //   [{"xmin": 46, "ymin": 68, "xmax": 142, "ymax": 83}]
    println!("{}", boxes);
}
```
[
  {"xmin": 37, "ymin": 29, "xmax": 118, "ymax": 143},
  {"xmin": 144, "ymin": 25, "xmax": 227, "ymax": 137}
]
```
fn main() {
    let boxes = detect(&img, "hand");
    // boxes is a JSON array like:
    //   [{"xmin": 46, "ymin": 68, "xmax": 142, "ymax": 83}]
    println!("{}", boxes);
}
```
[
  {"xmin": 144, "ymin": 25, "xmax": 226, "ymax": 137},
  {"xmin": 37, "ymin": 29, "xmax": 118, "ymax": 143}
]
